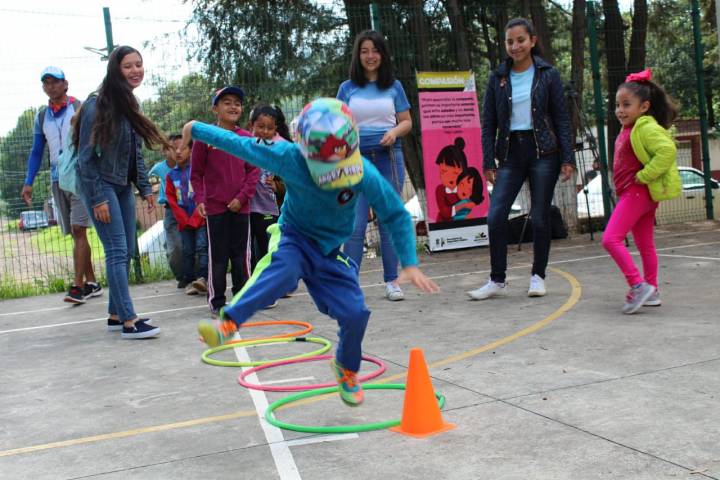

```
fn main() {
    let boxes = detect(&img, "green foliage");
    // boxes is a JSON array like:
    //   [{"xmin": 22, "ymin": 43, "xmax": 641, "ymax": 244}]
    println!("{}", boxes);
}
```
[
  {"xmin": 141, "ymin": 73, "xmax": 217, "ymax": 167},
  {"xmin": 30, "ymin": 225, "xmax": 105, "ymax": 260},
  {"xmin": 0, "ymin": 273, "xmax": 70, "ymax": 300},
  {"xmin": 0, "ymin": 109, "xmax": 42, "ymax": 217}
]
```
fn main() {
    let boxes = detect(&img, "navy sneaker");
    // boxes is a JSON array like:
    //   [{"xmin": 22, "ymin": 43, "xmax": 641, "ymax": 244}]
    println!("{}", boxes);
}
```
[
  {"xmin": 121, "ymin": 319, "xmax": 160, "ymax": 339},
  {"xmin": 108, "ymin": 317, "xmax": 153, "ymax": 332},
  {"xmin": 83, "ymin": 282, "xmax": 103, "ymax": 299},
  {"xmin": 64, "ymin": 285, "xmax": 86, "ymax": 304}
]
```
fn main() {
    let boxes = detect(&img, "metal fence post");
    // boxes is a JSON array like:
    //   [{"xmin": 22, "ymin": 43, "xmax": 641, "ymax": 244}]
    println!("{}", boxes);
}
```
[
  {"xmin": 691, "ymin": 0, "xmax": 715, "ymax": 220},
  {"xmin": 587, "ymin": 1, "xmax": 613, "ymax": 225}
]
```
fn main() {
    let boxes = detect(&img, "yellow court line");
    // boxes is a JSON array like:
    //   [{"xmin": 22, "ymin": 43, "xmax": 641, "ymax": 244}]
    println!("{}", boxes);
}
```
[
  {"xmin": 0, "ymin": 267, "xmax": 581, "ymax": 458},
  {"xmin": 0, "ymin": 411, "xmax": 257, "ymax": 458}
]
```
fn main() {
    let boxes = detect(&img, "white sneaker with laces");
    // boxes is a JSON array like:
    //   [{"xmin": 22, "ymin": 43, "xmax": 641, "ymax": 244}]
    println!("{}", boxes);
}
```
[
  {"xmin": 385, "ymin": 282, "xmax": 404, "ymax": 301},
  {"xmin": 528, "ymin": 274, "xmax": 546, "ymax": 297},
  {"xmin": 467, "ymin": 279, "xmax": 506, "ymax": 300}
]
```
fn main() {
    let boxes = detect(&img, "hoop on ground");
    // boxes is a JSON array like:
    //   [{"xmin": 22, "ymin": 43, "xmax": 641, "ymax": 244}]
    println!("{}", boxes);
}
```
[
  {"xmin": 264, "ymin": 384, "xmax": 446, "ymax": 434},
  {"xmin": 226, "ymin": 320, "xmax": 313, "ymax": 344},
  {"xmin": 238, "ymin": 354, "xmax": 387, "ymax": 392},
  {"xmin": 202, "ymin": 337, "xmax": 332, "ymax": 367}
]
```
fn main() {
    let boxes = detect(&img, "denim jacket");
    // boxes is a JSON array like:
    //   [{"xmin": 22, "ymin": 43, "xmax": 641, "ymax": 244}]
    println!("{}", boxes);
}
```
[
  {"xmin": 481, "ymin": 55, "xmax": 574, "ymax": 170},
  {"xmin": 77, "ymin": 95, "xmax": 152, "ymax": 207}
]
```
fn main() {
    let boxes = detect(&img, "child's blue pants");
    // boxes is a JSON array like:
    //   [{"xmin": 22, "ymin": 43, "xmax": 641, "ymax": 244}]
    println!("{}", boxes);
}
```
[{"xmin": 223, "ymin": 223, "xmax": 370, "ymax": 372}]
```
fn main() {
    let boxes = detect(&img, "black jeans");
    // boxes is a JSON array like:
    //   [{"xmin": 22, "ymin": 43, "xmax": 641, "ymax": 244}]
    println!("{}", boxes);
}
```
[
  {"xmin": 250, "ymin": 212, "xmax": 278, "ymax": 270},
  {"xmin": 487, "ymin": 132, "xmax": 561, "ymax": 283},
  {"xmin": 206, "ymin": 211, "xmax": 251, "ymax": 311}
]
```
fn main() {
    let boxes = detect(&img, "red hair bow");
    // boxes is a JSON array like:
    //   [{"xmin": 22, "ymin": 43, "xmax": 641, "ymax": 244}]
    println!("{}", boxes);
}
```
[{"xmin": 625, "ymin": 68, "xmax": 652, "ymax": 83}]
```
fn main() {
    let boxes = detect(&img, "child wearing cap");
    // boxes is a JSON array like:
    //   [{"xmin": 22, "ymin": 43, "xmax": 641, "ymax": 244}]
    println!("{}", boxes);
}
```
[
  {"xmin": 182, "ymin": 98, "xmax": 439, "ymax": 407},
  {"xmin": 190, "ymin": 86, "xmax": 260, "ymax": 314}
]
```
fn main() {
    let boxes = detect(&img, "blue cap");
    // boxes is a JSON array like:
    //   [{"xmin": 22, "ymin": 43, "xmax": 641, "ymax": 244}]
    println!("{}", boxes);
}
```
[
  {"xmin": 40, "ymin": 66, "xmax": 65, "ymax": 81},
  {"xmin": 212, "ymin": 86, "xmax": 245, "ymax": 105}
]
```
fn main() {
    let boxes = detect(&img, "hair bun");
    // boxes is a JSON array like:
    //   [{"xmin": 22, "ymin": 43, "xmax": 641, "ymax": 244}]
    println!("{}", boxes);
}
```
[{"xmin": 454, "ymin": 137, "xmax": 465, "ymax": 150}]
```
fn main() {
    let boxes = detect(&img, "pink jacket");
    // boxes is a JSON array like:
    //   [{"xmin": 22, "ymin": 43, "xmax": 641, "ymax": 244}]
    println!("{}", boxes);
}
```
[{"xmin": 190, "ymin": 127, "xmax": 260, "ymax": 216}]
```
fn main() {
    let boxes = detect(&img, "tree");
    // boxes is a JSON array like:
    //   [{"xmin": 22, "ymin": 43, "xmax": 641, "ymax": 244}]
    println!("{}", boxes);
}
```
[
  {"xmin": 0, "ymin": 109, "xmax": 46, "ymax": 217},
  {"xmin": 602, "ymin": 0, "xmax": 648, "ymax": 163}
]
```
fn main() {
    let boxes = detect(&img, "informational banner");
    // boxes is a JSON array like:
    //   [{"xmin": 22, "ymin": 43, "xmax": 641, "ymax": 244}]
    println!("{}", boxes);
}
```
[{"xmin": 417, "ymin": 71, "xmax": 489, "ymax": 252}]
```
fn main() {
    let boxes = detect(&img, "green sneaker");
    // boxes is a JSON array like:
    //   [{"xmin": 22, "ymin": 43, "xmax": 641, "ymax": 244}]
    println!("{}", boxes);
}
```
[
  {"xmin": 330, "ymin": 359, "xmax": 364, "ymax": 406},
  {"xmin": 197, "ymin": 320, "xmax": 237, "ymax": 347}
]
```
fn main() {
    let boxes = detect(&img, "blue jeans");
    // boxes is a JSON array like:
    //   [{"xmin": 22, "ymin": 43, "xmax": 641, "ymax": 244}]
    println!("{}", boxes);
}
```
[
  {"xmin": 488, "ymin": 133, "xmax": 561, "ymax": 283},
  {"xmin": 225, "ymin": 224, "xmax": 370, "ymax": 372},
  {"xmin": 344, "ymin": 144, "xmax": 405, "ymax": 283},
  {"xmin": 81, "ymin": 181, "xmax": 137, "ymax": 321},
  {"xmin": 180, "ymin": 226, "xmax": 208, "ymax": 282}
]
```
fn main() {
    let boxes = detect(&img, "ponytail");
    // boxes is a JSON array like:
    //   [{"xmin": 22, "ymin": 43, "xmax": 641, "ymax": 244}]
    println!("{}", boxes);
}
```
[
  {"xmin": 250, "ymin": 103, "xmax": 293, "ymax": 142},
  {"xmin": 505, "ymin": 17, "xmax": 544, "ymax": 58},
  {"xmin": 620, "ymin": 79, "xmax": 678, "ymax": 129}
]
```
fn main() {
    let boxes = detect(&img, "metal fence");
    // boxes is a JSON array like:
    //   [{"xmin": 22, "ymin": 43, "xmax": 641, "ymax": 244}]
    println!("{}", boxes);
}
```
[{"xmin": 0, "ymin": 0, "xmax": 717, "ymax": 298}]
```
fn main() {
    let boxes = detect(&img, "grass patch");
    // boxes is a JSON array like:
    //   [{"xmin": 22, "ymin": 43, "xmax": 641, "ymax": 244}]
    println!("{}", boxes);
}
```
[
  {"xmin": 30, "ymin": 226, "xmax": 105, "ymax": 260},
  {"xmin": 0, "ymin": 273, "xmax": 72, "ymax": 300}
]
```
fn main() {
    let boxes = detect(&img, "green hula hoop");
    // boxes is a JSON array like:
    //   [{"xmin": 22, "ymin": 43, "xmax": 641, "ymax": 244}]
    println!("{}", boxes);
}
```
[
  {"xmin": 264, "ymin": 383, "xmax": 446, "ymax": 434},
  {"xmin": 201, "ymin": 337, "xmax": 332, "ymax": 367}
]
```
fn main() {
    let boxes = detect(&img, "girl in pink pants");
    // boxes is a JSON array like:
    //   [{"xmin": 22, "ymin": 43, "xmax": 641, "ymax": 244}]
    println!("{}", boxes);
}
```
[{"xmin": 602, "ymin": 69, "xmax": 681, "ymax": 314}]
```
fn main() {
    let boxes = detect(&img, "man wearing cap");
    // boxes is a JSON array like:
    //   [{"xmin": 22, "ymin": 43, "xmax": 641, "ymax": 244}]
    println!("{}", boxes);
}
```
[{"xmin": 21, "ymin": 66, "xmax": 101, "ymax": 304}]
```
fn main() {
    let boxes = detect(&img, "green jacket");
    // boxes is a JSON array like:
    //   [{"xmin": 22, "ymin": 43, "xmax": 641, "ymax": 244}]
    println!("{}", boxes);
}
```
[{"xmin": 630, "ymin": 115, "xmax": 681, "ymax": 201}]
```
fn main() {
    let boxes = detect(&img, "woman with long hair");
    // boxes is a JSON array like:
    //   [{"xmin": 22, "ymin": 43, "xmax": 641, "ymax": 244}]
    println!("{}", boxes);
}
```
[
  {"xmin": 75, "ymin": 45, "xmax": 169, "ymax": 338},
  {"xmin": 338, "ymin": 29, "xmax": 412, "ymax": 301},
  {"xmin": 469, "ymin": 18, "xmax": 575, "ymax": 301}
]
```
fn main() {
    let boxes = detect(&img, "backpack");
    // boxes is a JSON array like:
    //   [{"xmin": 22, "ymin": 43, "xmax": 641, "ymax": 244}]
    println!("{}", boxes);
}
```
[{"xmin": 58, "ymin": 134, "xmax": 80, "ymax": 196}]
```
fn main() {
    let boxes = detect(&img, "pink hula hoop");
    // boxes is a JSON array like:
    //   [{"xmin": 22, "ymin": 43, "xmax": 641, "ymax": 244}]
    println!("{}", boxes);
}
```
[{"xmin": 238, "ymin": 354, "xmax": 387, "ymax": 392}]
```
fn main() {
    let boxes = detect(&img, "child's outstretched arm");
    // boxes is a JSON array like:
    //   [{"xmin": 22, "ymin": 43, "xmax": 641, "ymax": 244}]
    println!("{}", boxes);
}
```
[{"xmin": 181, "ymin": 120, "xmax": 299, "ymax": 180}]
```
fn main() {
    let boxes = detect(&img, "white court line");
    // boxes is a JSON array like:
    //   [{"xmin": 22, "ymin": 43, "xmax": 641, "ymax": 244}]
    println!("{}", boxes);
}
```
[
  {"xmin": 231, "ymin": 337, "xmax": 355, "ymax": 480},
  {"xmin": 0, "ymin": 292, "xmax": 184, "ymax": 318},
  {"xmin": 285, "ymin": 433, "xmax": 358, "ymax": 447},
  {"xmin": 657, "ymin": 254, "xmax": 720, "ymax": 261},
  {"xmin": 233, "ymin": 339, "xmax": 301, "ymax": 480},
  {"xmin": 262, "ymin": 377, "xmax": 316, "ymax": 386},
  {"xmin": 0, "ymin": 305, "xmax": 205, "ymax": 335},
  {"xmin": 2, "ymin": 240, "xmax": 718, "ymax": 336}
]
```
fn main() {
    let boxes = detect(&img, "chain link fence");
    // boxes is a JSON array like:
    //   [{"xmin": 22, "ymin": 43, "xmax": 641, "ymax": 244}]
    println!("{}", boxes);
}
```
[{"xmin": 0, "ymin": 0, "xmax": 717, "ymax": 298}]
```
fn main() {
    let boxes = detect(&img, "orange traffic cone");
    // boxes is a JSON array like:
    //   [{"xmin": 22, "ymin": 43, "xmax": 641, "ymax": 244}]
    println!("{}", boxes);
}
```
[{"xmin": 390, "ymin": 348, "xmax": 455, "ymax": 438}]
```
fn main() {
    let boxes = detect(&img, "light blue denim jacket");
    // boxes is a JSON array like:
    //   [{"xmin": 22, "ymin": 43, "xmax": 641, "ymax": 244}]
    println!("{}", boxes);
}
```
[{"xmin": 77, "ymin": 95, "xmax": 152, "ymax": 207}]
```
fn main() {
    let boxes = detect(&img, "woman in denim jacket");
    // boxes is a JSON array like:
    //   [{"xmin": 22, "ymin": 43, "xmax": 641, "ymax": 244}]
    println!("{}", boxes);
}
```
[
  {"xmin": 469, "ymin": 18, "xmax": 575, "ymax": 301},
  {"xmin": 74, "ymin": 46, "xmax": 169, "ymax": 339}
]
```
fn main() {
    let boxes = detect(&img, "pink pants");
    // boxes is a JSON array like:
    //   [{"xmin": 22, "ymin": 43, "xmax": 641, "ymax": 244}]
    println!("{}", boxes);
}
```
[{"xmin": 602, "ymin": 184, "xmax": 659, "ymax": 288}]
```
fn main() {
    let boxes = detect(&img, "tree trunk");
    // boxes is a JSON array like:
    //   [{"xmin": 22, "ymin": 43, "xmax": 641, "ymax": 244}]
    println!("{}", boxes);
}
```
[
  {"xmin": 627, "ymin": 0, "xmax": 648, "ymax": 73},
  {"xmin": 493, "ymin": 4, "xmax": 509, "ymax": 66},
  {"xmin": 529, "ymin": 0, "xmax": 554, "ymax": 64},
  {"xmin": 402, "ymin": 0, "xmax": 428, "ymax": 193},
  {"xmin": 570, "ymin": 0, "xmax": 586, "ymax": 141},
  {"xmin": 602, "ymin": 0, "xmax": 626, "ymax": 165},
  {"xmin": 480, "ymin": 6, "xmax": 499, "ymax": 68},
  {"xmin": 442, "ymin": 0, "xmax": 471, "ymax": 70}
]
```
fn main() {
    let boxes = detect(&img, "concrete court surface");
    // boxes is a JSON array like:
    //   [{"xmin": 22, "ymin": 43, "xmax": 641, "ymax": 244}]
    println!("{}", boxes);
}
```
[{"xmin": 0, "ymin": 221, "xmax": 719, "ymax": 480}]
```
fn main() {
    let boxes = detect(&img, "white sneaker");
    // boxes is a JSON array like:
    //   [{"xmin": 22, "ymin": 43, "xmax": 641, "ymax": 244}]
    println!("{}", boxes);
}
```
[
  {"xmin": 385, "ymin": 282, "xmax": 404, "ymax": 301},
  {"xmin": 528, "ymin": 274, "xmax": 546, "ymax": 297},
  {"xmin": 467, "ymin": 279, "xmax": 506, "ymax": 300}
]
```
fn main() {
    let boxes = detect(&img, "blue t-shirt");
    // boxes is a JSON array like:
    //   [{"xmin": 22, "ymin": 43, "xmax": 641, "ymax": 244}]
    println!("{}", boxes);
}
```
[
  {"xmin": 336, "ymin": 79, "xmax": 410, "ymax": 148},
  {"xmin": 510, "ymin": 64, "xmax": 534, "ymax": 131},
  {"xmin": 191, "ymin": 122, "xmax": 417, "ymax": 267},
  {"xmin": 148, "ymin": 160, "xmax": 173, "ymax": 204}
]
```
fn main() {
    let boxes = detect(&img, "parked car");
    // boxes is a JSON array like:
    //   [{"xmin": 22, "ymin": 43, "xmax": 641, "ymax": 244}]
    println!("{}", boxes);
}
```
[
  {"xmin": 18, "ymin": 210, "xmax": 49, "ymax": 231},
  {"xmin": 577, "ymin": 166, "xmax": 720, "ymax": 223}
]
